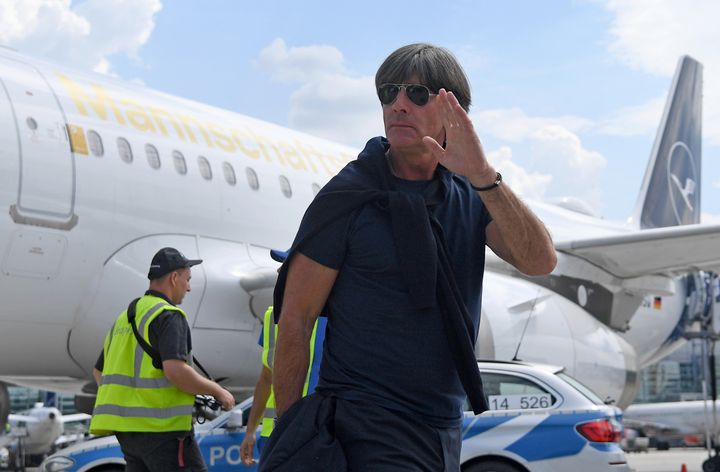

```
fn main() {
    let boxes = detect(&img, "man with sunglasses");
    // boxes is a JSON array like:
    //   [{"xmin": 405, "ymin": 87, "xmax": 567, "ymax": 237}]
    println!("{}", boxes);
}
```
[{"xmin": 266, "ymin": 43, "xmax": 556, "ymax": 471}]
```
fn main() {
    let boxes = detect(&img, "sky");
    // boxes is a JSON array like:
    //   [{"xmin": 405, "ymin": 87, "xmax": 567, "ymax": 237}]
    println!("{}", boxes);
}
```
[{"xmin": 1, "ymin": 0, "xmax": 719, "ymax": 223}]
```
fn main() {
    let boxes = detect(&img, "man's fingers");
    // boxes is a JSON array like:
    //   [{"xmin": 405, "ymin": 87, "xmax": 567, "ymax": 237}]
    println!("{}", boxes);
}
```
[{"xmin": 241, "ymin": 440, "xmax": 256, "ymax": 465}]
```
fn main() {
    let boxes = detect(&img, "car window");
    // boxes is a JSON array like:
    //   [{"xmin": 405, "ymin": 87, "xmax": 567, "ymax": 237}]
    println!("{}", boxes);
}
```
[
  {"xmin": 480, "ymin": 372, "xmax": 557, "ymax": 411},
  {"xmin": 557, "ymin": 372, "xmax": 606, "ymax": 405}
]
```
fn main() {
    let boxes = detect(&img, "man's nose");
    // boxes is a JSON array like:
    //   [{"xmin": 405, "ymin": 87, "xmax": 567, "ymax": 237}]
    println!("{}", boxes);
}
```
[{"xmin": 392, "ymin": 89, "xmax": 412, "ymax": 111}]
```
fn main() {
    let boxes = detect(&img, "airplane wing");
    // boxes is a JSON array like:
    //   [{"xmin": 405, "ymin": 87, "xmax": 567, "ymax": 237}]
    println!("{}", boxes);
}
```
[
  {"xmin": 7, "ymin": 413, "xmax": 38, "ymax": 424},
  {"xmin": 60, "ymin": 413, "xmax": 91, "ymax": 423},
  {"xmin": 555, "ymin": 223, "xmax": 720, "ymax": 279}
]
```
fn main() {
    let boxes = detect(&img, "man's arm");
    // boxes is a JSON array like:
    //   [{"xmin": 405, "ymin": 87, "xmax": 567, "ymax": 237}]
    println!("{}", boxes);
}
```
[
  {"xmin": 273, "ymin": 252, "xmax": 337, "ymax": 417},
  {"xmin": 479, "ymin": 187, "xmax": 556, "ymax": 276},
  {"xmin": 423, "ymin": 89, "xmax": 556, "ymax": 276},
  {"xmin": 163, "ymin": 360, "xmax": 235, "ymax": 410},
  {"xmin": 244, "ymin": 365, "xmax": 272, "ymax": 434},
  {"xmin": 93, "ymin": 351, "xmax": 104, "ymax": 385},
  {"xmin": 93, "ymin": 368, "xmax": 102, "ymax": 385},
  {"xmin": 240, "ymin": 366, "xmax": 272, "ymax": 466}
]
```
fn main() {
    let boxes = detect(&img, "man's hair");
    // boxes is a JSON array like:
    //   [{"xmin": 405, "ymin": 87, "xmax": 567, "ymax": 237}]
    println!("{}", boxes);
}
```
[{"xmin": 375, "ymin": 43, "xmax": 471, "ymax": 112}]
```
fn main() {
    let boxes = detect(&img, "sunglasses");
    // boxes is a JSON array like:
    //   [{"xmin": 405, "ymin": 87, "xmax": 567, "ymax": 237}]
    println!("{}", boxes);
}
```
[{"xmin": 377, "ymin": 83, "xmax": 437, "ymax": 107}]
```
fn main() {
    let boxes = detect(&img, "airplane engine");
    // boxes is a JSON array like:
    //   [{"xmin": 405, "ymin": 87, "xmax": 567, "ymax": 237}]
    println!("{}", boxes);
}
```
[{"xmin": 481, "ymin": 272, "xmax": 639, "ymax": 408}]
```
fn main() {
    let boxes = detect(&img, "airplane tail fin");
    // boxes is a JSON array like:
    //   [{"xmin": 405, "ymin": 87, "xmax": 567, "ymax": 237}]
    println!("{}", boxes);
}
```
[
  {"xmin": 44, "ymin": 391, "xmax": 58, "ymax": 408},
  {"xmin": 631, "ymin": 55, "xmax": 703, "ymax": 229}
]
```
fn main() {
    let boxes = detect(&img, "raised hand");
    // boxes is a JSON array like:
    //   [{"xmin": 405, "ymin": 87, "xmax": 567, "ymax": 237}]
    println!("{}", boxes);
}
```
[{"xmin": 422, "ymin": 89, "xmax": 496, "ymax": 185}]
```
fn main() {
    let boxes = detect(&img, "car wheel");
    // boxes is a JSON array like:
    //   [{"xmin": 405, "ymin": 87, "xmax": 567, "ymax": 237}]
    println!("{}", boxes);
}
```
[{"xmin": 465, "ymin": 460, "xmax": 524, "ymax": 472}]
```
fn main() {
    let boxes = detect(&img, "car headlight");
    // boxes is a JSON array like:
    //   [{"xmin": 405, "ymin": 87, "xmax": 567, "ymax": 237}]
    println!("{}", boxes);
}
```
[{"xmin": 42, "ymin": 456, "xmax": 76, "ymax": 471}]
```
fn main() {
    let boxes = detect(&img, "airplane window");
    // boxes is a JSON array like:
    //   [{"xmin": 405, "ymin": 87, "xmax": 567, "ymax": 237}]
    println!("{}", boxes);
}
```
[
  {"xmin": 198, "ymin": 156, "xmax": 212, "ymax": 180},
  {"xmin": 246, "ymin": 167, "xmax": 259, "ymax": 191},
  {"xmin": 312, "ymin": 183, "xmax": 321, "ymax": 195},
  {"xmin": 87, "ymin": 130, "xmax": 104, "ymax": 157},
  {"xmin": 279, "ymin": 175, "xmax": 292, "ymax": 198},
  {"xmin": 145, "ymin": 143, "xmax": 161, "ymax": 169},
  {"xmin": 117, "ymin": 137, "xmax": 133, "ymax": 163},
  {"xmin": 222, "ymin": 162, "xmax": 236, "ymax": 186},
  {"xmin": 173, "ymin": 150, "xmax": 187, "ymax": 175}
]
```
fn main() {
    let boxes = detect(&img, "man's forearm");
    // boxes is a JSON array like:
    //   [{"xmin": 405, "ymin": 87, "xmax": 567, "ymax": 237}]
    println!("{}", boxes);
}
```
[
  {"xmin": 273, "ymin": 319, "xmax": 311, "ymax": 417},
  {"xmin": 164, "ymin": 360, "xmax": 225, "ymax": 397},
  {"xmin": 245, "ymin": 367, "xmax": 272, "ymax": 433},
  {"xmin": 478, "ymin": 183, "xmax": 556, "ymax": 275}
]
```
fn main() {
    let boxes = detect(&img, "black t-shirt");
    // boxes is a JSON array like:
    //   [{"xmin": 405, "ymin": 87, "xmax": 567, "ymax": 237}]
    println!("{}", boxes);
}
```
[
  {"xmin": 95, "ymin": 290, "xmax": 191, "ymax": 371},
  {"xmin": 301, "ymin": 175, "xmax": 491, "ymax": 428}
]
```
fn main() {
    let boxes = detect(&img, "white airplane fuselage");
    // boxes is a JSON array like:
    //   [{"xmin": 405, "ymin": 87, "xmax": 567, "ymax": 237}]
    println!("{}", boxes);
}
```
[
  {"xmin": 0, "ymin": 48, "xmax": 699, "ymax": 410},
  {"xmin": 624, "ymin": 400, "xmax": 720, "ymax": 444}
]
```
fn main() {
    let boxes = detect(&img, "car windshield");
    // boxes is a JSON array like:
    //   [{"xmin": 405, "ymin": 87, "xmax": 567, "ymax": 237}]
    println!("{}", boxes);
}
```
[{"xmin": 557, "ymin": 372, "xmax": 606, "ymax": 405}]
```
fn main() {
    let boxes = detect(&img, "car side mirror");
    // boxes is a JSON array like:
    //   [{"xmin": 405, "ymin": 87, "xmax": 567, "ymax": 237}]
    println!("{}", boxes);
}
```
[{"xmin": 226, "ymin": 411, "xmax": 244, "ymax": 430}]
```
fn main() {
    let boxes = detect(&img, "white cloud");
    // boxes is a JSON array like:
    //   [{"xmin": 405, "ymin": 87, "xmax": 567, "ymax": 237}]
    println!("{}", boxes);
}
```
[
  {"xmin": 530, "ymin": 125, "xmax": 607, "ymax": 208},
  {"xmin": 473, "ymin": 107, "xmax": 607, "ymax": 208},
  {"xmin": 0, "ymin": 0, "xmax": 162, "ymax": 73},
  {"xmin": 256, "ymin": 38, "xmax": 345, "ymax": 84},
  {"xmin": 601, "ymin": 0, "xmax": 720, "ymax": 145},
  {"xmin": 255, "ymin": 38, "xmax": 380, "ymax": 147},
  {"xmin": 486, "ymin": 146, "xmax": 553, "ymax": 200},
  {"xmin": 474, "ymin": 107, "xmax": 592, "ymax": 141},
  {"xmin": 288, "ymin": 74, "xmax": 382, "ymax": 148}
]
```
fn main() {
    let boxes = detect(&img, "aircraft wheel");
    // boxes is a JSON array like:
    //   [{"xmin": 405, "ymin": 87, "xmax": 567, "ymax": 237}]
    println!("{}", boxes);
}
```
[
  {"xmin": 703, "ymin": 455, "xmax": 720, "ymax": 472},
  {"xmin": 465, "ymin": 460, "xmax": 524, "ymax": 472}
]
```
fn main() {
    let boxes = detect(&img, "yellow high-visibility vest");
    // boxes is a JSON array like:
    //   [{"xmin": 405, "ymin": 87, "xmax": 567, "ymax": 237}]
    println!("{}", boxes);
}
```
[
  {"xmin": 90, "ymin": 294, "xmax": 194, "ymax": 434},
  {"xmin": 260, "ymin": 306, "xmax": 321, "ymax": 437}
]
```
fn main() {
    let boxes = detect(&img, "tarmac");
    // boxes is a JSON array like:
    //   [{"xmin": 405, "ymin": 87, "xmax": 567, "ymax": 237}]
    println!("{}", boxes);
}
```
[{"xmin": 626, "ymin": 448, "xmax": 713, "ymax": 472}]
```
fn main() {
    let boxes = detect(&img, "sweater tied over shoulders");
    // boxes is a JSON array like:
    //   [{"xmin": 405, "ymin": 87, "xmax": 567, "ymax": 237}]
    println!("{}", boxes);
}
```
[{"xmin": 274, "ymin": 136, "xmax": 450, "ymax": 315}]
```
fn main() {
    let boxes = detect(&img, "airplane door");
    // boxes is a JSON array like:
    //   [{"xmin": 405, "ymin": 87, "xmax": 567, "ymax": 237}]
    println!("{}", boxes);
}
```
[{"xmin": 0, "ymin": 57, "xmax": 77, "ymax": 230}]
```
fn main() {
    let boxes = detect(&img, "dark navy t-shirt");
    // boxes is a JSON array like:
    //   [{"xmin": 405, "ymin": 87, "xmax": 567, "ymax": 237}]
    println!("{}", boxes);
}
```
[{"xmin": 300, "ymin": 174, "xmax": 491, "ymax": 427}]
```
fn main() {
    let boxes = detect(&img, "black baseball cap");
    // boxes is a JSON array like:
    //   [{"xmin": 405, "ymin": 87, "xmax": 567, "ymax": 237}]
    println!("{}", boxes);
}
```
[{"xmin": 148, "ymin": 247, "xmax": 202, "ymax": 280}]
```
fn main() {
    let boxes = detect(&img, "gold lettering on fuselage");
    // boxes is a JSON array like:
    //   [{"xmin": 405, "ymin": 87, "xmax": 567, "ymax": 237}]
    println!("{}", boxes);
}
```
[{"xmin": 55, "ymin": 73, "xmax": 352, "ymax": 176}]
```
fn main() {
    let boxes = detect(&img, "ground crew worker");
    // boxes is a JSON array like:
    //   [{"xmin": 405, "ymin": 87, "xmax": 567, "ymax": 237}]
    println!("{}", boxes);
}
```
[
  {"xmin": 90, "ymin": 247, "xmax": 235, "ymax": 472},
  {"xmin": 240, "ymin": 251, "xmax": 327, "ymax": 466}
]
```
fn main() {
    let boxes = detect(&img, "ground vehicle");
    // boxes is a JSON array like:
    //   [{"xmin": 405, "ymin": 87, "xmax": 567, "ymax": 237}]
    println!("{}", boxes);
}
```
[
  {"xmin": 461, "ymin": 361, "xmax": 629, "ymax": 472},
  {"xmin": 41, "ymin": 362, "xmax": 629, "ymax": 471},
  {"xmin": 40, "ymin": 396, "xmax": 258, "ymax": 472}
]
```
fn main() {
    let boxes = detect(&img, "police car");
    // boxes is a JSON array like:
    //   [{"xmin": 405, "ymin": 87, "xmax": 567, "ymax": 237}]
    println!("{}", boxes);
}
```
[
  {"xmin": 462, "ymin": 361, "xmax": 629, "ymax": 471},
  {"xmin": 40, "ymin": 396, "xmax": 260, "ymax": 472},
  {"xmin": 41, "ymin": 362, "xmax": 629, "ymax": 472}
]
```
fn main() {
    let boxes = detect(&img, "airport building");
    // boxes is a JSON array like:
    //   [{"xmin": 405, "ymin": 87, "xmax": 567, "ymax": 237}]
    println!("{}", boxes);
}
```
[
  {"xmin": 6, "ymin": 386, "xmax": 76, "ymax": 414},
  {"xmin": 636, "ymin": 339, "xmax": 720, "ymax": 403}
]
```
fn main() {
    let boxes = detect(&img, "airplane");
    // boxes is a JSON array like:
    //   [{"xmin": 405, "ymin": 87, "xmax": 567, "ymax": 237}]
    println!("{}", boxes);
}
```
[
  {"xmin": 0, "ymin": 46, "xmax": 718, "ymax": 427},
  {"xmin": 622, "ymin": 400, "xmax": 720, "ymax": 449},
  {"xmin": 2, "ymin": 400, "xmax": 90, "ymax": 462}
]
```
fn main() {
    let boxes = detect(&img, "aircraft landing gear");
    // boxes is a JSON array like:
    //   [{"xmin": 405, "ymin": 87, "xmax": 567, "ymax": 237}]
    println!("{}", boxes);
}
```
[
  {"xmin": 704, "ymin": 454, "xmax": 720, "ymax": 472},
  {"xmin": 0, "ymin": 382, "xmax": 9, "ymax": 427}
]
